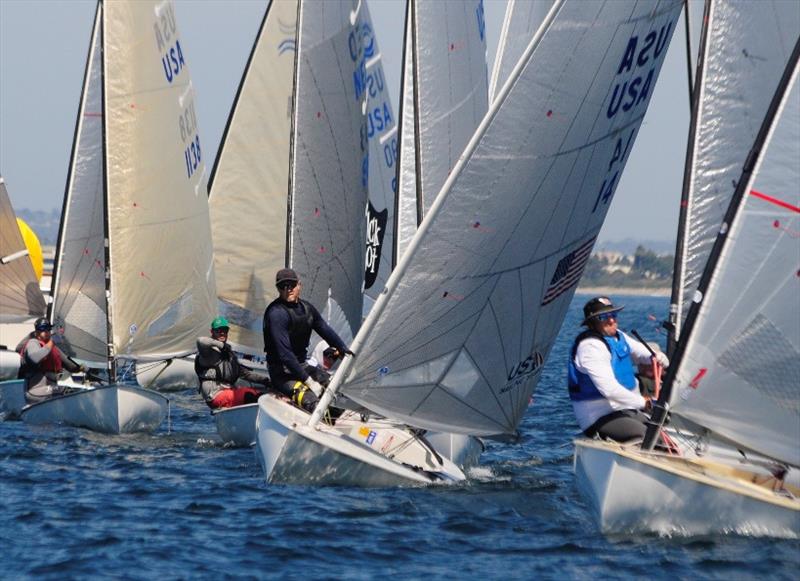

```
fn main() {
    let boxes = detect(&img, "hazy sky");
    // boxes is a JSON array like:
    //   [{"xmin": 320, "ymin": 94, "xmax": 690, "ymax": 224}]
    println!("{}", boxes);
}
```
[{"xmin": 0, "ymin": 0, "xmax": 692, "ymax": 244}]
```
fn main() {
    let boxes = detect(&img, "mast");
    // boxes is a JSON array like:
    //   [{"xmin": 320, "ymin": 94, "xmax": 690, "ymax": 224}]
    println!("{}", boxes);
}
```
[
  {"xmin": 645, "ymin": 37, "xmax": 800, "ymax": 451},
  {"xmin": 410, "ymin": 0, "xmax": 423, "ymax": 226},
  {"xmin": 99, "ymin": 0, "xmax": 115, "ymax": 381},
  {"xmin": 285, "ymin": 0, "xmax": 303, "ymax": 268},
  {"xmin": 666, "ymin": 0, "xmax": 712, "ymax": 356},
  {"xmin": 682, "ymin": 0, "xmax": 694, "ymax": 105},
  {"xmin": 50, "ymin": 0, "xmax": 103, "ymax": 323}
]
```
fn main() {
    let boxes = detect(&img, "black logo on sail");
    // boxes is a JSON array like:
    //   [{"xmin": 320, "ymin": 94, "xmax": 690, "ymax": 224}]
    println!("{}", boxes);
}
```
[
  {"xmin": 364, "ymin": 201, "xmax": 387, "ymax": 290},
  {"xmin": 501, "ymin": 351, "xmax": 544, "ymax": 394}
]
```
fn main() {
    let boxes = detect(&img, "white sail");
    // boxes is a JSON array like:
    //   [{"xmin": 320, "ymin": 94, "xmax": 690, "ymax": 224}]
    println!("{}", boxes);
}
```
[
  {"xmin": 394, "ymin": 0, "xmax": 489, "ymax": 263},
  {"xmin": 362, "ymin": 1, "xmax": 398, "ymax": 307},
  {"xmin": 335, "ymin": 0, "xmax": 683, "ymax": 436},
  {"xmin": 394, "ymin": 3, "xmax": 419, "ymax": 264},
  {"xmin": 288, "ymin": 0, "xmax": 368, "ymax": 340},
  {"xmin": 670, "ymin": 0, "xmax": 800, "ymax": 339},
  {"xmin": 669, "ymin": 53, "xmax": 800, "ymax": 467},
  {"xmin": 50, "ymin": 4, "xmax": 108, "ymax": 365},
  {"xmin": 0, "ymin": 177, "xmax": 46, "ymax": 324},
  {"xmin": 208, "ymin": 0, "xmax": 298, "ymax": 354},
  {"xmin": 489, "ymin": 0, "xmax": 555, "ymax": 103},
  {"xmin": 104, "ymin": 0, "xmax": 216, "ymax": 361}
]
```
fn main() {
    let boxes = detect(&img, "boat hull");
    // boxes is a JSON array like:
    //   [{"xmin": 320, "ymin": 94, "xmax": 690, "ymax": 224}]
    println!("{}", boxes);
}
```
[
  {"xmin": 255, "ymin": 395, "xmax": 465, "ymax": 487},
  {"xmin": 426, "ymin": 431, "xmax": 484, "ymax": 470},
  {"xmin": 135, "ymin": 357, "xmax": 198, "ymax": 391},
  {"xmin": 0, "ymin": 348, "xmax": 20, "ymax": 381},
  {"xmin": 213, "ymin": 403, "xmax": 258, "ymax": 447},
  {"xmin": 20, "ymin": 384, "xmax": 169, "ymax": 434},
  {"xmin": 574, "ymin": 439, "xmax": 800, "ymax": 537},
  {"xmin": 0, "ymin": 379, "xmax": 25, "ymax": 420}
]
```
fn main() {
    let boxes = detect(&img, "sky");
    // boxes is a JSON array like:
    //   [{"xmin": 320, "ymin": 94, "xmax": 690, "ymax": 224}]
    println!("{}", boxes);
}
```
[{"xmin": 0, "ymin": 0, "xmax": 693, "ymax": 244}]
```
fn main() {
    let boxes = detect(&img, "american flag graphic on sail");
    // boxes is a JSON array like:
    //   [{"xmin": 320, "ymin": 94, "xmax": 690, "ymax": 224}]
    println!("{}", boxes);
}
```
[{"xmin": 541, "ymin": 237, "xmax": 596, "ymax": 305}]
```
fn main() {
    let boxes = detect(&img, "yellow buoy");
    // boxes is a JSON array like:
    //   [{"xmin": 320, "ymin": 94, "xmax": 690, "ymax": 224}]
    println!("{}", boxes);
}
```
[{"xmin": 16, "ymin": 218, "xmax": 44, "ymax": 281}]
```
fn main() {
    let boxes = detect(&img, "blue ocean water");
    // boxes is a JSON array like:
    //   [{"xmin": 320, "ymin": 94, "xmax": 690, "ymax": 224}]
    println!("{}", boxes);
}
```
[{"xmin": 1, "ymin": 294, "xmax": 798, "ymax": 579}]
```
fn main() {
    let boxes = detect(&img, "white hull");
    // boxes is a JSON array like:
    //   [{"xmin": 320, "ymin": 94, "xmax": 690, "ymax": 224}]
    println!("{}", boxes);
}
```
[
  {"xmin": 135, "ymin": 357, "xmax": 198, "ymax": 391},
  {"xmin": 213, "ymin": 403, "xmax": 258, "ymax": 447},
  {"xmin": 20, "ymin": 384, "xmax": 169, "ymax": 434},
  {"xmin": 255, "ymin": 395, "xmax": 466, "ymax": 487},
  {"xmin": 574, "ymin": 439, "xmax": 800, "ymax": 537},
  {"xmin": 426, "ymin": 431, "xmax": 484, "ymax": 470},
  {"xmin": 0, "ymin": 379, "xmax": 25, "ymax": 420},
  {"xmin": 0, "ymin": 348, "xmax": 20, "ymax": 381}
]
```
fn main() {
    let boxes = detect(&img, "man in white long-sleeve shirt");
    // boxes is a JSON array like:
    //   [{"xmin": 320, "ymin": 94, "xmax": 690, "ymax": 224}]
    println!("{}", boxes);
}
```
[{"xmin": 567, "ymin": 297, "xmax": 669, "ymax": 442}]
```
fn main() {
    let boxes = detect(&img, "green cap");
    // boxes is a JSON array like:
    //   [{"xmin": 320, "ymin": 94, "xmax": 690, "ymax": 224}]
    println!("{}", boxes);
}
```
[{"xmin": 211, "ymin": 316, "xmax": 230, "ymax": 330}]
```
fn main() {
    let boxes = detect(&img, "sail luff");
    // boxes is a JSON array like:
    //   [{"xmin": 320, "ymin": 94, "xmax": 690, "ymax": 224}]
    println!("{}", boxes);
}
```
[
  {"xmin": 286, "ymin": 0, "xmax": 303, "ymax": 270},
  {"xmin": 101, "ymin": 0, "xmax": 114, "ymax": 377},
  {"xmin": 653, "ymin": 41, "xmax": 800, "ymax": 465}
]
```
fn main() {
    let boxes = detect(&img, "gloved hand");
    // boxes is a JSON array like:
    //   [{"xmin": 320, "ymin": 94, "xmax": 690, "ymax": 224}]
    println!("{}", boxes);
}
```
[
  {"xmin": 304, "ymin": 378, "xmax": 325, "ymax": 397},
  {"xmin": 340, "ymin": 348, "xmax": 355, "ymax": 358},
  {"xmin": 654, "ymin": 352, "xmax": 669, "ymax": 368}
]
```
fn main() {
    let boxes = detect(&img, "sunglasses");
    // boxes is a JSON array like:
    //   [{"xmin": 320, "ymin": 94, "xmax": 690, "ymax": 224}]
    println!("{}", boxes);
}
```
[
  {"xmin": 277, "ymin": 281, "xmax": 298, "ymax": 291},
  {"xmin": 212, "ymin": 327, "xmax": 230, "ymax": 334},
  {"xmin": 596, "ymin": 312, "xmax": 618, "ymax": 321}
]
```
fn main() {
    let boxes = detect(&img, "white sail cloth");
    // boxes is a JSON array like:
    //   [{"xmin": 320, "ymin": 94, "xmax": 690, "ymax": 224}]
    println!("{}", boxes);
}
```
[
  {"xmin": 670, "ymin": 56, "xmax": 800, "ymax": 467},
  {"xmin": 335, "ymin": 0, "xmax": 683, "ymax": 436},
  {"xmin": 0, "ymin": 178, "xmax": 46, "ymax": 324},
  {"xmin": 671, "ymin": 0, "xmax": 800, "ymax": 338}
]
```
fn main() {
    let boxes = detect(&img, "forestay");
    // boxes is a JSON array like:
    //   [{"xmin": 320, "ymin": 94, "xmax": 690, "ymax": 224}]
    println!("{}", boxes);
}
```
[
  {"xmin": 288, "ymin": 0, "xmax": 369, "ymax": 341},
  {"xmin": 208, "ymin": 0, "xmax": 298, "ymax": 354},
  {"xmin": 104, "ymin": 0, "xmax": 216, "ymax": 362},
  {"xmin": 668, "ymin": 54, "xmax": 800, "ymax": 467},
  {"xmin": 335, "ymin": 0, "xmax": 683, "ymax": 435},
  {"xmin": 0, "ymin": 177, "xmax": 46, "ymax": 324},
  {"xmin": 362, "ymin": 1, "xmax": 398, "ymax": 309},
  {"xmin": 489, "ymin": 0, "xmax": 555, "ymax": 103},
  {"xmin": 670, "ymin": 0, "xmax": 800, "ymax": 340},
  {"xmin": 50, "ymin": 4, "xmax": 109, "ymax": 366},
  {"xmin": 394, "ymin": 0, "xmax": 489, "ymax": 263}
]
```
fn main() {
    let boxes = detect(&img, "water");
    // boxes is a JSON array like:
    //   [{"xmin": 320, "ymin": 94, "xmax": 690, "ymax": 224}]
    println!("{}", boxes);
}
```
[{"xmin": 2, "ymin": 295, "xmax": 797, "ymax": 579}]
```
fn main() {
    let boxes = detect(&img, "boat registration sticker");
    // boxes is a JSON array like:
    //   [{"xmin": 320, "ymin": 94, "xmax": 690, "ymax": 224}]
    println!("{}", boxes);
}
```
[
  {"xmin": 366, "ymin": 431, "xmax": 377, "ymax": 445},
  {"xmin": 359, "ymin": 426, "xmax": 370, "ymax": 437}
]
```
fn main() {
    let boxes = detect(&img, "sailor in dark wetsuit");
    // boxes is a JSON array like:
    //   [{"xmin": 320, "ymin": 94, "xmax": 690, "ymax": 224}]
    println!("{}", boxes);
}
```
[{"xmin": 262, "ymin": 268, "xmax": 352, "ymax": 412}]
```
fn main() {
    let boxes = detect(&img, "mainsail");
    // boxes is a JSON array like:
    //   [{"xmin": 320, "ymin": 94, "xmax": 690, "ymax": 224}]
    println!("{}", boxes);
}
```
[
  {"xmin": 362, "ymin": 1, "xmax": 398, "ymax": 307},
  {"xmin": 489, "ymin": 0, "xmax": 555, "ymax": 103},
  {"xmin": 669, "ymin": 0, "xmax": 800, "ymax": 344},
  {"xmin": 209, "ymin": 0, "xmax": 368, "ymax": 347},
  {"xmin": 331, "ymin": 0, "xmax": 683, "ymax": 436},
  {"xmin": 0, "ymin": 177, "xmax": 46, "ymax": 324},
  {"xmin": 665, "ymin": 50, "xmax": 800, "ymax": 467},
  {"xmin": 287, "ymin": 0, "xmax": 369, "ymax": 340},
  {"xmin": 52, "ymin": 0, "xmax": 217, "ymax": 368},
  {"xmin": 208, "ymin": 0, "xmax": 298, "ymax": 354},
  {"xmin": 394, "ymin": 0, "xmax": 489, "ymax": 263}
]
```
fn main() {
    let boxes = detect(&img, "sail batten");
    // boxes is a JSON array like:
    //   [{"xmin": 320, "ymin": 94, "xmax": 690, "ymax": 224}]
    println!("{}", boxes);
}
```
[{"xmin": 333, "ymin": 0, "xmax": 683, "ymax": 436}]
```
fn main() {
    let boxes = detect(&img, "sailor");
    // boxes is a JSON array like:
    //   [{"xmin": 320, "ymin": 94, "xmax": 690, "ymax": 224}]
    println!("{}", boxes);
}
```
[
  {"xmin": 262, "ymin": 268, "xmax": 352, "ymax": 412},
  {"xmin": 567, "ymin": 297, "xmax": 669, "ymax": 443},
  {"xmin": 18, "ymin": 317, "xmax": 84, "ymax": 403},
  {"xmin": 195, "ymin": 316, "xmax": 273, "ymax": 409}
]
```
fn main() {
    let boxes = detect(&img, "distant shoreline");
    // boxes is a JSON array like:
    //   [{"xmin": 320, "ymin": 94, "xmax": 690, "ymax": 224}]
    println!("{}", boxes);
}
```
[{"xmin": 576, "ymin": 286, "xmax": 670, "ymax": 297}]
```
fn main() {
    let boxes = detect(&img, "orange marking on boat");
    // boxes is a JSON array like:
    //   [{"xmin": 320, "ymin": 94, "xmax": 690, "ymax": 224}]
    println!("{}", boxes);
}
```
[{"xmin": 750, "ymin": 190, "xmax": 800, "ymax": 213}]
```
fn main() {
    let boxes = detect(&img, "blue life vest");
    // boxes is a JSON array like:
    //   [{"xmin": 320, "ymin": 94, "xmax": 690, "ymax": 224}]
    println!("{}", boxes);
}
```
[{"xmin": 567, "ymin": 330, "xmax": 637, "ymax": 401}]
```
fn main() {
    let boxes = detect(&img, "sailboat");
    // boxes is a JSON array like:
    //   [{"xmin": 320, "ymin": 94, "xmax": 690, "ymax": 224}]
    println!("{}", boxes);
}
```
[
  {"xmin": 574, "ymin": 1, "xmax": 800, "ymax": 536},
  {"xmin": 0, "ymin": 176, "xmax": 48, "ymax": 416},
  {"xmin": 20, "ymin": 0, "xmax": 217, "ymax": 434},
  {"xmin": 256, "ymin": 0, "xmax": 683, "ymax": 486},
  {"xmin": 207, "ymin": 0, "xmax": 370, "ymax": 446}
]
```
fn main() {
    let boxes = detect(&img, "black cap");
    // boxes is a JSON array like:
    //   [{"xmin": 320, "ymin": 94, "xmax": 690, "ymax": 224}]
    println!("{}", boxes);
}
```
[
  {"xmin": 275, "ymin": 268, "xmax": 299, "ymax": 286},
  {"xmin": 582, "ymin": 296, "xmax": 624, "ymax": 326},
  {"xmin": 34, "ymin": 317, "xmax": 52, "ymax": 331}
]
